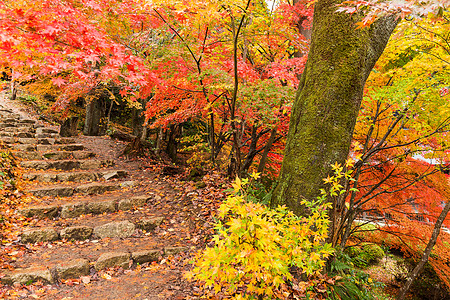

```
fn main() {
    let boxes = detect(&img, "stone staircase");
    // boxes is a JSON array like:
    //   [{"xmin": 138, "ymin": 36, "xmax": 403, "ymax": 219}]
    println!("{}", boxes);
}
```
[{"xmin": 0, "ymin": 106, "xmax": 186, "ymax": 287}]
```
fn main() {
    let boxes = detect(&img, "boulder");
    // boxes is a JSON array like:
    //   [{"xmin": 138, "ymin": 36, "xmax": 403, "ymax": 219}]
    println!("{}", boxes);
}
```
[
  {"xmin": 60, "ymin": 203, "xmax": 86, "ymax": 218},
  {"xmin": 132, "ymin": 250, "xmax": 160, "ymax": 264},
  {"xmin": 93, "ymin": 221, "xmax": 135, "ymax": 239},
  {"xmin": 86, "ymin": 200, "xmax": 116, "ymax": 215},
  {"xmin": 94, "ymin": 252, "xmax": 131, "ymax": 270},
  {"xmin": 56, "ymin": 258, "xmax": 89, "ymax": 279},
  {"xmin": 60, "ymin": 226, "xmax": 93, "ymax": 240},
  {"xmin": 21, "ymin": 228, "xmax": 59, "ymax": 243}
]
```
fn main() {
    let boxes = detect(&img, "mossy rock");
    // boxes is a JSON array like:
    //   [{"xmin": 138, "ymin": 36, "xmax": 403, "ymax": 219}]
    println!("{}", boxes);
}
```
[
  {"xmin": 344, "ymin": 245, "xmax": 362, "ymax": 258},
  {"xmin": 345, "ymin": 243, "xmax": 384, "ymax": 268}
]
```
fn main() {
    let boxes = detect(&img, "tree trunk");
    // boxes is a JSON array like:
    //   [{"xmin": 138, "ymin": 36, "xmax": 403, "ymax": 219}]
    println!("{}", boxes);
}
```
[
  {"xmin": 60, "ymin": 116, "xmax": 79, "ymax": 137},
  {"xmin": 166, "ymin": 124, "xmax": 180, "ymax": 163},
  {"xmin": 10, "ymin": 81, "xmax": 17, "ymax": 101},
  {"xmin": 83, "ymin": 95, "xmax": 106, "ymax": 136},
  {"xmin": 397, "ymin": 199, "xmax": 450, "ymax": 300},
  {"xmin": 271, "ymin": 0, "xmax": 398, "ymax": 215},
  {"xmin": 257, "ymin": 126, "xmax": 278, "ymax": 174},
  {"xmin": 155, "ymin": 126, "xmax": 163, "ymax": 155}
]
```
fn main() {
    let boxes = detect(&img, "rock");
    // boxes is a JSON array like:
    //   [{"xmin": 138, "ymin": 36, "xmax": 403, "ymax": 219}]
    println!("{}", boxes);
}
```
[
  {"xmin": 164, "ymin": 246, "xmax": 188, "ymax": 256},
  {"xmin": 55, "ymin": 137, "xmax": 76, "ymax": 144},
  {"xmin": 102, "ymin": 170, "xmax": 128, "ymax": 180},
  {"xmin": 86, "ymin": 200, "xmax": 116, "ymax": 214},
  {"xmin": 19, "ymin": 119, "xmax": 36, "ymax": 125},
  {"xmin": 23, "ymin": 173, "xmax": 57, "ymax": 182},
  {"xmin": 56, "ymin": 259, "xmax": 89, "ymax": 280},
  {"xmin": 79, "ymin": 160, "xmax": 102, "ymax": 169},
  {"xmin": 17, "ymin": 132, "xmax": 34, "ymax": 138},
  {"xmin": 60, "ymin": 226, "xmax": 93, "ymax": 240},
  {"xmin": 19, "ymin": 138, "xmax": 54, "ymax": 145},
  {"xmin": 132, "ymin": 250, "xmax": 160, "ymax": 264},
  {"xmin": 195, "ymin": 181, "xmax": 206, "ymax": 189},
  {"xmin": 93, "ymin": 221, "xmax": 135, "ymax": 239},
  {"xmin": 60, "ymin": 203, "xmax": 86, "ymax": 218},
  {"xmin": 0, "ymin": 137, "xmax": 16, "ymax": 144},
  {"xmin": 72, "ymin": 151, "xmax": 95, "ymax": 159},
  {"xmin": 94, "ymin": 252, "xmax": 131, "ymax": 270},
  {"xmin": 35, "ymin": 133, "xmax": 59, "ymax": 139},
  {"xmin": 59, "ymin": 116, "xmax": 79, "ymax": 137},
  {"xmin": 21, "ymin": 228, "xmax": 59, "ymax": 243},
  {"xmin": 136, "ymin": 217, "xmax": 164, "ymax": 231},
  {"xmin": 36, "ymin": 127, "xmax": 59, "ymax": 134},
  {"xmin": 43, "ymin": 152, "xmax": 71, "ymax": 160},
  {"xmin": 15, "ymin": 152, "xmax": 42, "ymax": 160},
  {"xmin": 30, "ymin": 186, "xmax": 74, "ymax": 197},
  {"xmin": 36, "ymin": 144, "xmax": 84, "ymax": 152},
  {"xmin": 51, "ymin": 160, "xmax": 81, "ymax": 170},
  {"xmin": 76, "ymin": 183, "xmax": 118, "ymax": 195},
  {"xmin": 18, "ymin": 205, "xmax": 60, "ymax": 219},
  {"xmin": 0, "ymin": 132, "xmax": 13, "ymax": 137},
  {"xmin": 11, "ymin": 144, "xmax": 36, "ymax": 151},
  {"xmin": 117, "ymin": 196, "xmax": 149, "ymax": 211},
  {"xmin": 21, "ymin": 160, "xmax": 82, "ymax": 170},
  {"xmin": 120, "ymin": 181, "xmax": 137, "ymax": 188},
  {"xmin": 57, "ymin": 172, "xmax": 98, "ymax": 182},
  {"xmin": 1, "ymin": 267, "xmax": 54, "ymax": 285}
]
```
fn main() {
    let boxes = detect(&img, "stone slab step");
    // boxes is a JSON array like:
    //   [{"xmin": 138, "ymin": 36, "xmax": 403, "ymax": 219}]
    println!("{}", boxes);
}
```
[
  {"xmin": 20, "ymin": 217, "xmax": 163, "ymax": 243},
  {"xmin": 35, "ymin": 133, "xmax": 60, "ymax": 139},
  {"xmin": 36, "ymin": 144, "xmax": 85, "ymax": 152},
  {"xmin": 15, "ymin": 150, "xmax": 95, "ymax": 160},
  {"xmin": 0, "ymin": 118, "xmax": 36, "ymax": 126},
  {"xmin": 0, "ymin": 131, "xmax": 34, "ymax": 138},
  {"xmin": 2, "ymin": 126, "xmax": 35, "ymax": 133},
  {"xmin": 1, "ymin": 244, "xmax": 187, "ymax": 285},
  {"xmin": 36, "ymin": 127, "xmax": 59, "ymax": 135},
  {"xmin": 19, "ymin": 194, "xmax": 150, "ymax": 219},
  {"xmin": 23, "ymin": 170, "xmax": 127, "ymax": 182},
  {"xmin": 28, "ymin": 182, "xmax": 122, "ymax": 197},
  {"xmin": 21, "ymin": 159, "xmax": 114, "ymax": 170},
  {"xmin": 1, "ymin": 137, "xmax": 76, "ymax": 145}
]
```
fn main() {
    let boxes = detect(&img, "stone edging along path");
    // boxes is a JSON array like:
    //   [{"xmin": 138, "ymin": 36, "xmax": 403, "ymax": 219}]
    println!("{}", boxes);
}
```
[{"xmin": 0, "ymin": 98, "xmax": 189, "ymax": 289}]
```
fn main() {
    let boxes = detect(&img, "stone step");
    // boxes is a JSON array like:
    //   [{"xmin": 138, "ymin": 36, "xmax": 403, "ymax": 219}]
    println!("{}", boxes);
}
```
[
  {"xmin": 8, "ymin": 144, "xmax": 85, "ymax": 152},
  {"xmin": 28, "ymin": 182, "xmax": 125, "ymax": 197},
  {"xmin": 35, "ymin": 133, "xmax": 60, "ymax": 139},
  {"xmin": 0, "ymin": 118, "xmax": 36, "ymax": 125},
  {"xmin": 20, "ymin": 159, "xmax": 114, "ymax": 170},
  {"xmin": 14, "ymin": 150, "xmax": 95, "ymax": 160},
  {"xmin": 0, "ymin": 131, "xmax": 34, "ymax": 138},
  {"xmin": 36, "ymin": 144, "xmax": 86, "ymax": 151},
  {"xmin": 1, "ymin": 137, "xmax": 76, "ymax": 145},
  {"xmin": 23, "ymin": 169, "xmax": 126, "ymax": 182},
  {"xmin": 36, "ymin": 127, "xmax": 59, "ymax": 135},
  {"xmin": 2, "ymin": 126, "xmax": 35, "ymax": 133},
  {"xmin": 20, "ymin": 216, "xmax": 164, "ymax": 244},
  {"xmin": 1, "ymin": 243, "xmax": 186, "ymax": 285},
  {"xmin": 19, "ymin": 193, "xmax": 148, "ymax": 219}
]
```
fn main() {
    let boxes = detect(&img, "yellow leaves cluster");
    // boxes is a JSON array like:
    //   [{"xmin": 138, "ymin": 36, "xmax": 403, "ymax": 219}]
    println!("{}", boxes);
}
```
[{"xmin": 186, "ymin": 175, "xmax": 334, "ymax": 299}]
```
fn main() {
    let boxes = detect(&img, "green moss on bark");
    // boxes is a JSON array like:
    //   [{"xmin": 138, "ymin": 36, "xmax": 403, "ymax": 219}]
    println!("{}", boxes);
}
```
[{"xmin": 271, "ymin": 0, "xmax": 398, "ymax": 216}]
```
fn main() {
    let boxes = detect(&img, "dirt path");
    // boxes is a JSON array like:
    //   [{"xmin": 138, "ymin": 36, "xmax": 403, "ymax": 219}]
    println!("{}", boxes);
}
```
[{"xmin": 0, "ymin": 92, "xmax": 209, "ymax": 299}]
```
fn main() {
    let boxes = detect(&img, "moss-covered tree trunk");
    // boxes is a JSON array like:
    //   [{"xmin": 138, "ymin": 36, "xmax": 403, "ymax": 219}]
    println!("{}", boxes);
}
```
[{"xmin": 271, "ymin": 1, "xmax": 398, "ymax": 215}]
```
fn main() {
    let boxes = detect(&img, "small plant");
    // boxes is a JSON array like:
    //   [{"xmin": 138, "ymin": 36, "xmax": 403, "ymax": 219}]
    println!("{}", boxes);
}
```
[
  {"xmin": 185, "ymin": 172, "xmax": 334, "ymax": 299},
  {"xmin": 328, "ymin": 252, "xmax": 385, "ymax": 300},
  {"xmin": 345, "ymin": 243, "xmax": 385, "ymax": 269}
]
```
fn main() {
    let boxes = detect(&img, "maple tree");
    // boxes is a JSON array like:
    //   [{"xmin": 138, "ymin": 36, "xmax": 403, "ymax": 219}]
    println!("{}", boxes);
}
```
[
  {"xmin": 141, "ymin": 0, "xmax": 312, "ymax": 174},
  {"xmin": 0, "ymin": 0, "xmax": 313, "ymax": 174},
  {"xmin": 0, "ymin": 0, "xmax": 153, "ymax": 119}
]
